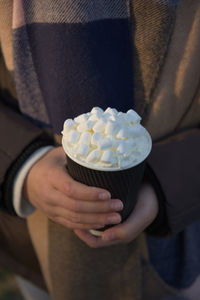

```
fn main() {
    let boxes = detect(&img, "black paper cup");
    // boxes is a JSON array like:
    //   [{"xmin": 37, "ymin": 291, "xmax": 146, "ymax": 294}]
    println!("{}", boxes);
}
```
[{"xmin": 66, "ymin": 154, "xmax": 146, "ymax": 235}]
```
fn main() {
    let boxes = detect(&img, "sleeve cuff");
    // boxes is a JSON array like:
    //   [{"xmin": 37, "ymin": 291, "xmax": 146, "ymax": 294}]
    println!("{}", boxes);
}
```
[
  {"xmin": 13, "ymin": 146, "xmax": 54, "ymax": 218},
  {"xmin": 144, "ymin": 163, "xmax": 170, "ymax": 236}
]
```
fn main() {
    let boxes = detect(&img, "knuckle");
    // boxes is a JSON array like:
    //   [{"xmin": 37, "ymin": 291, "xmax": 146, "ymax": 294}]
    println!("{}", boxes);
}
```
[
  {"xmin": 94, "ymin": 215, "xmax": 103, "ymax": 225},
  {"xmin": 104, "ymin": 215, "xmax": 111, "ymax": 224},
  {"xmin": 107, "ymin": 202, "xmax": 113, "ymax": 212},
  {"xmin": 70, "ymin": 200, "xmax": 80, "ymax": 212},
  {"xmin": 70, "ymin": 211, "xmax": 81, "ymax": 223}
]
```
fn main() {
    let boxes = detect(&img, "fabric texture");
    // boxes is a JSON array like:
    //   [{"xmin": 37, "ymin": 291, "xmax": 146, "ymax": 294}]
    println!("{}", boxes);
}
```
[
  {"xmin": 0, "ymin": 210, "xmax": 47, "ymax": 290},
  {"xmin": 147, "ymin": 219, "xmax": 200, "ymax": 289},
  {"xmin": 144, "ymin": 0, "xmax": 200, "ymax": 139},
  {"xmin": 131, "ymin": 0, "xmax": 179, "ymax": 120},
  {"xmin": 27, "ymin": 210, "xmax": 178, "ymax": 300}
]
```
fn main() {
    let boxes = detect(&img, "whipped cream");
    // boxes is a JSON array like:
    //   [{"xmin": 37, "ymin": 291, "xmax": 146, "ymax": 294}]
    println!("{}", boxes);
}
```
[{"xmin": 62, "ymin": 107, "xmax": 152, "ymax": 170}]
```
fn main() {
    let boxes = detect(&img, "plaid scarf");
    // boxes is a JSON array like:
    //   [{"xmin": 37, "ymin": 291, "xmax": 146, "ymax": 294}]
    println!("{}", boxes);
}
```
[
  {"xmin": 12, "ymin": 0, "xmax": 134, "ymax": 132},
  {"xmin": 0, "ymin": 0, "xmax": 178, "ymax": 133}
]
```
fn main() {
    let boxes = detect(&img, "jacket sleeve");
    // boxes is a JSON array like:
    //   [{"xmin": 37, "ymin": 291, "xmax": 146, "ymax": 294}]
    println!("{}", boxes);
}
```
[
  {"xmin": 0, "ymin": 100, "xmax": 54, "ymax": 215},
  {"xmin": 145, "ymin": 127, "xmax": 200, "ymax": 235}
]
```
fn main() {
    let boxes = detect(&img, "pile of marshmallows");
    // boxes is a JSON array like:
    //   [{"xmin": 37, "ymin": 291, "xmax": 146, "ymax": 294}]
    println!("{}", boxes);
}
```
[{"xmin": 62, "ymin": 107, "xmax": 149, "ymax": 169}]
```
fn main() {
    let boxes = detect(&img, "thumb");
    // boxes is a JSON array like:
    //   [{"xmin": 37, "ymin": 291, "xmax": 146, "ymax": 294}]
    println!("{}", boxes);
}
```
[{"xmin": 102, "ymin": 185, "xmax": 158, "ymax": 242}]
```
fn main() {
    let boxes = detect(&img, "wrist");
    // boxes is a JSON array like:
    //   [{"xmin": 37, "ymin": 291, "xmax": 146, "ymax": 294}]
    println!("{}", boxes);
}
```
[{"xmin": 13, "ymin": 146, "xmax": 54, "ymax": 217}]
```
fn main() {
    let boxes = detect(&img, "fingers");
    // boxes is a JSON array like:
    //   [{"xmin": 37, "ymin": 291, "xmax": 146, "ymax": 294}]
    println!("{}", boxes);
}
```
[
  {"xmin": 52, "ymin": 206, "xmax": 122, "ymax": 226},
  {"xmin": 75, "ymin": 184, "xmax": 159, "ymax": 247},
  {"xmin": 74, "ymin": 211, "xmax": 144, "ymax": 248},
  {"xmin": 49, "ymin": 167, "xmax": 111, "ymax": 202},
  {"xmin": 50, "ymin": 190, "xmax": 123, "ymax": 213},
  {"xmin": 101, "ymin": 186, "xmax": 159, "ymax": 243},
  {"xmin": 101, "ymin": 206, "xmax": 148, "ymax": 243},
  {"xmin": 43, "ymin": 189, "xmax": 122, "ymax": 228},
  {"xmin": 53, "ymin": 217, "xmax": 105, "ymax": 230},
  {"xmin": 74, "ymin": 229, "xmax": 120, "ymax": 248},
  {"xmin": 25, "ymin": 146, "xmax": 125, "ymax": 234}
]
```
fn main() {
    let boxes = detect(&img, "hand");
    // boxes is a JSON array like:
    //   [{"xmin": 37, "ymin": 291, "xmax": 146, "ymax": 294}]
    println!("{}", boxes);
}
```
[
  {"xmin": 23, "ymin": 147, "xmax": 123, "ymax": 230},
  {"xmin": 74, "ymin": 183, "xmax": 159, "ymax": 247}
]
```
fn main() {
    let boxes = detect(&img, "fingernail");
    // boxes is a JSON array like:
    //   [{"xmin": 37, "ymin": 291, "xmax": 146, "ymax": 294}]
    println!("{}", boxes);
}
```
[
  {"xmin": 108, "ymin": 215, "xmax": 121, "ymax": 224},
  {"xmin": 111, "ymin": 201, "xmax": 123, "ymax": 211},
  {"xmin": 99, "ymin": 192, "xmax": 111, "ymax": 200},
  {"xmin": 103, "ymin": 232, "xmax": 114, "ymax": 241}
]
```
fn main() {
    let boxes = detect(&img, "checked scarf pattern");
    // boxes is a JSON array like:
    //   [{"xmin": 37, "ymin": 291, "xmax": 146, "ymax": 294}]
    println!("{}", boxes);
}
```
[{"xmin": 9, "ymin": 0, "xmax": 179, "ymax": 132}]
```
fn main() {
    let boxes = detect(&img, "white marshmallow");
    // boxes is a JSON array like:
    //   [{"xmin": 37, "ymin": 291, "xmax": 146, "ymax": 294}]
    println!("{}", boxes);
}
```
[
  {"xmin": 68, "ymin": 130, "xmax": 80, "ymax": 144},
  {"xmin": 77, "ymin": 120, "xmax": 95, "ymax": 132},
  {"xmin": 117, "ymin": 156, "xmax": 124, "ymax": 168},
  {"xmin": 117, "ymin": 112, "xmax": 125, "ymax": 118},
  {"xmin": 125, "ymin": 146, "xmax": 138, "ymax": 157},
  {"xmin": 93, "ymin": 119, "xmax": 106, "ymax": 132},
  {"xmin": 77, "ymin": 123, "xmax": 87, "ymax": 132},
  {"xmin": 91, "ymin": 132, "xmax": 103, "ymax": 145},
  {"xmin": 129, "ymin": 124, "xmax": 145, "ymax": 137},
  {"xmin": 98, "ymin": 137, "xmax": 113, "ymax": 150},
  {"xmin": 127, "ymin": 109, "xmax": 142, "ymax": 123},
  {"xmin": 126, "ymin": 138, "xmax": 136, "ymax": 148},
  {"xmin": 108, "ymin": 136, "xmax": 118, "ymax": 147},
  {"xmin": 104, "ymin": 120, "xmax": 119, "ymax": 135},
  {"xmin": 79, "ymin": 132, "xmax": 92, "ymax": 144},
  {"xmin": 62, "ymin": 107, "xmax": 151, "ymax": 169},
  {"xmin": 86, "ymin": 149, "xmax": 101, "ymax": 163},
  {"xmin": 86, "ymin": 120, "xmax": 95, "ymax": 130},
  {"xmin": 109, "ymin": 115, "xmax": 118, "ymax": 122},
  {"xmin": 74, "ymin": 113, "xmax": 88, "ymax": 123},
  {"xmin": 130, "ymin": 150, "xmax": 141, "ymax": 158},
  {"xmin": 117, "ymin": 141, "xmax": 126, "ymax": 154},
  {"xmin": 62, "ymin": 119, "xmax": 75, "ymax": 135},
  {"xmin": 125, "ymin": 114, "xmax": 134, "ymax": 124},
  {"xmin": 105, "ymin": 107, "xmax": 118, "ymax": 115},
  {"xmin": 88, "ymin": 113, "xmax": 101, "ymax": 121},
  {"xmin": 91, "ymin": 107, "xmax": 104, "ymax": 114},
  {"xmin": 101, "ymin": 150, "xmax": 115, "ymax": 164},
  {"xmin": 118, "ymin": 156, "xmax": 130, "ymax": 168},
  {"xmin": 102, "ymin": 112, "xmax": 111, "ymax": 120},
  {"xmin": 77, "ymin": 144, "xmax": 89, "ymax": 157},
  {"xmin": 134, "ymin": 136, "xmax": 148, "ymax": 153},
  {"xmin": 116, "ymin": 128, "xmax": 127, "ymax": 140}
]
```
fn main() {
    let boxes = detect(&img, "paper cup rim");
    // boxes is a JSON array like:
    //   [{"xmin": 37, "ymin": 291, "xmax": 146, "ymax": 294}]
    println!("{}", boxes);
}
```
[{"xmin": 63, "ymin": 130, "xmax": 152, "ymax": 172}]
